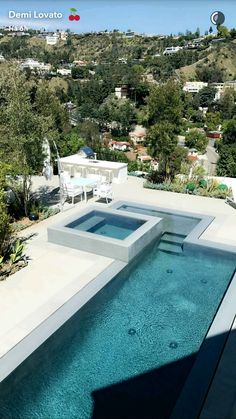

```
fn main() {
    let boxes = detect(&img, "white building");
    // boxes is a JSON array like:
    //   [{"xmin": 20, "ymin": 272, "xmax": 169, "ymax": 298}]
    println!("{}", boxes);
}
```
[
  {"xmin": 60, "ymin": 31, "xmax": 68, "ymax": 41},
  {"xmin": 110, "ymin": 141, "xmax": 130, "ymax": 151},
  {"xmin": 183, "ymin": 81, "xmax": 208, "ymax": 93},
  {"xmin": 20, "ymin": 59, "xmax": 51, "ymax": 72},
  {"xmin": 115, "ymin": 85, "xmax": 128, "ymax": 99},
  {"xmin": 163, "ymin": 46, "xmax": 183, "ymax": 55},
  {"xmin": 57, "ymin": 68, "xmax": 72, "ymax": 76},
  {"xmin": 129, "ymin": 125, "xmax": 147, "ymax": 145},
  {"xmin": 0, "ymin": 54, "xmax": 5, "ymax": 62},
  {"xmin": 46, "ymin": 33, "xmax": 59, "ymax": 45}
]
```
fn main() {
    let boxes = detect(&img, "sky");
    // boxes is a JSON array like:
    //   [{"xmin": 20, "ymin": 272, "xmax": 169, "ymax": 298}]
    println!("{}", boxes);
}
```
[{"xmin": 0, "ymin": 0, "xmax": 235, "ymax": 35}]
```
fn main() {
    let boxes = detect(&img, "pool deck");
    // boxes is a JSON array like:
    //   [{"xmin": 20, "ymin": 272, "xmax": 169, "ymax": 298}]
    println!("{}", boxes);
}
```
[{"xmin": 1, "ymin": 175, "xmax": 236, "ymax": 417}]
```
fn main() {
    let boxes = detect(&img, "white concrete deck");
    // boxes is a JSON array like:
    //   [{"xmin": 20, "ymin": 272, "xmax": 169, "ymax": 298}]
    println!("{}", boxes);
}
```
[{"xmin": 1, "ymin": 175, "xmax": 236, "ymax": 415}]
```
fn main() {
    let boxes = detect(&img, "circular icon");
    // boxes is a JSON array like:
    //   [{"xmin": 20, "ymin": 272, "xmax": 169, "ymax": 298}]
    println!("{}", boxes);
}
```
[{"xmin": 210, "ymin": 11, "xmax": 225, "ymax": 26}]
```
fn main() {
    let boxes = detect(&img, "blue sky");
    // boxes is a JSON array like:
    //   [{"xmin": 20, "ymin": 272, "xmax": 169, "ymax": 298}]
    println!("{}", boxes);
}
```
[{"xmin": 0, "ymin": 0, "xmax": 235, "ymax": 35}]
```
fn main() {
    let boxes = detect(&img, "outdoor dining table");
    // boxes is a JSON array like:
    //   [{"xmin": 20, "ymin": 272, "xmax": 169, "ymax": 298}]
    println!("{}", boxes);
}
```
[{"xmin": 71, "ymin": 177, "xmax": 97, "ymax": 203}]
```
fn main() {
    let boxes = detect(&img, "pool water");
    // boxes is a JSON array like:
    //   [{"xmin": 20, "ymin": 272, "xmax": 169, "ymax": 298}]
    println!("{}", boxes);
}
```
[
  {"xmin": 0, "ymin": 242, "xmax": 235, "ymax": 419},
  {"xmin": 118, "ymin": 204, "xmax": 200, "ymax": 235},
  {"xmin": 66, "ymin": 210, "xmax": 145, "ymax": 240}
]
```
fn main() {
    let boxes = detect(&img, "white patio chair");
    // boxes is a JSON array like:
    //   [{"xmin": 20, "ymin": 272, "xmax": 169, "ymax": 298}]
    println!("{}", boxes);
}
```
[
  {"xmin": 93, "ymin": 182, "xmax": 113, "ymax": 204},
  {"xmin": 60, "ymin": 174, "xmax": 83, "ymax": 205}
]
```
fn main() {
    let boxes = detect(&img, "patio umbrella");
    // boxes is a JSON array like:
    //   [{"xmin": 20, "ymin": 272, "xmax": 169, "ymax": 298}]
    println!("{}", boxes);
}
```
[{"xmin": 42, "ymin": 138, "xmax": 53, "ymax": 180}]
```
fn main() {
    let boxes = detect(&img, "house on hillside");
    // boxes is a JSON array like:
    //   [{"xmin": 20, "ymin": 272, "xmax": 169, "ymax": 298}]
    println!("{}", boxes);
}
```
[
  {"xmin": 57, "ymin": 68, "xmax": 72, "ymax": 76},
  {"xmin": 46, "ymin": 33, "xmax": 59, "ymax": 45},
  {"xmin": 73, "ymin": 60, "xmax": 87, "ymax": 67},
  {"xmin": 115, "ymin": 85, "xmax": 129, "ymax": 99},
  {"xmin": 188, "ymin": 149, "xmax": 209, "ymax": 172},
  {"xmin": 183, "ymin": 81, "xmax": 208, "ymax": 93},
  {"xmin": 207, "ymin": 131, "xmax": 222, "ymax": 139},
  {"xmin": 129, "ymin": 125, "xmax": 147, "ymax": 145},
  {"xmin": 110, "ymin": 141, "xmax": 131, "ymax": 151},
  {"xmin": 163, "ymin": 46, "xmax": 183, "ymax": 55}
]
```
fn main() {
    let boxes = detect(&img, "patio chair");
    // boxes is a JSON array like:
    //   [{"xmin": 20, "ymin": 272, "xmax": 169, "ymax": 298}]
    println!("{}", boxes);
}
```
[
  {"xmin": 93, "ymin": 182, "xmax": 113, "ymax": 204},
  {"xmin": 60, "ymin": 174, "xmax": 83, "ymax": 205}
]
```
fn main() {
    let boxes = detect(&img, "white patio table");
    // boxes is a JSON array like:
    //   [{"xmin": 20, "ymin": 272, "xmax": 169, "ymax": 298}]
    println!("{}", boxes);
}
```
[{"xmin": 71, "ymin": 177, "xmax": 97, "ymax": 203}]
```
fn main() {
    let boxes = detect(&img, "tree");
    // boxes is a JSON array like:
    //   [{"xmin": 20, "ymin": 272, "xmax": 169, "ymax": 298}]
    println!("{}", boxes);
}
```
[
  {"xmin": 209, "ymin": 26, "xmax": 213, "ymax": 34},
  {"xmin": 216, "ymin": 118, "xmax": 236, "ymax": 177},
  {"xmin": 221, "ymin": 117, "xmax": 236, "ymax": 144},
  {"xmin": 193, "ymin": 86, "xmax": 217, "ymax": 108},
  {"xmin": 0, "ymin": 66, "xmax": 62, "ymax": 215},
  {"xmin": 218, "ymin": 89, "xmax": 236, "ymax": 120},
  {"xmin": 146, "ymin": 81, "xmax": 183, "ymax": 129},
  {"xmin": 230, "ymin": 28, "xmax": 236, "ymax": 39},
  {"xmin": 57, "ymin": 131, "xmax": 85, "ymax": 157},
  {"xmin": 169, "ymin": 146, "xmax": 188, "ymax": 179},
  {"xmin": 78, "ymin": 121, "xmax": 100, "ymax": 149},
  {"xmin": 147, "ymin": 122, "xmax": 178, "ymax": 179},
  {"xmin": 217, "ymin": 25, "xmax": 230, "ymax": 39},
  {"xmin": 196, "ymin": 65, "xmax": 224, "ymax": 83},
  {"xmin": 217, "ymin": 144, "xmax": 236, "ymax": 177},
  {"xmin": 71, "ymin": 66, "xmax": 89, "ymax": 79},
  {"xmin": 205, "ymin": 112, "xmax": 221, "ymax": 131},
  {"xmin": 185, "ymin": 131, "xmax": 208, "ymax": 153}
]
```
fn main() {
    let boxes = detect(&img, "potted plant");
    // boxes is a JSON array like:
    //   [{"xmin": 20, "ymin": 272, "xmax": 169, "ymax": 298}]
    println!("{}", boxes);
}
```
[{"xmin": 28, "ymin": 201, "xmax": 39, "ymax": 221}]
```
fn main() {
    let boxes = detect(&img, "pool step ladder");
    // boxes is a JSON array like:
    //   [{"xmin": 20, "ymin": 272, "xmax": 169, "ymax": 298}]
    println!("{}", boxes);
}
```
[{"xmin": 157, "ymin": 232, "xmax": 186, "ymax": 255}]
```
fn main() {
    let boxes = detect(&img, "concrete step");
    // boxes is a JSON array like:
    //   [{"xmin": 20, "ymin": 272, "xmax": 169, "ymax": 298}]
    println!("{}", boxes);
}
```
[
  {"xmin": 157, "ymin": 240, "xmax": 183, "ymax": 255},
  {"xmin": 161, "ymin": 232, "xmax": 186, "ymax": 245}
]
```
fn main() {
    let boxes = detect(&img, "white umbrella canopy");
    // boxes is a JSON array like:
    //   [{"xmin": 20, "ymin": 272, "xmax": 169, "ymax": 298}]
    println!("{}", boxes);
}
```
[{"xmin": 42, "ymin": 138, "xmax": 53, "ymax": 180}]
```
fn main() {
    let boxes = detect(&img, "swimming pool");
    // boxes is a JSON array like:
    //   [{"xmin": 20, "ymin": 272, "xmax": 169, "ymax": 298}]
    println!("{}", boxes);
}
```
[
  {"xmin": 115, "ymin": 203, "xmax": 200, "ymax": 235},
  {"xmin": 0, "ymin": 238, "xmax": 235, "ymax": 419}
]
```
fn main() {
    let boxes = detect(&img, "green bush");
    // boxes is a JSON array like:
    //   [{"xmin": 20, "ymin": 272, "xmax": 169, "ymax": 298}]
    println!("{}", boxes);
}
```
[
  {"xmin": 144, "ymin": 180, "xmax": 230, "ymax": 199},
  {"xmin": 0, "ymin": 193, "xmax": 12, "ymax": 257},
  {"xmin": 218, "ymin": 183, "xmax": 228, "ymax": 191},
  {"xmin": 199, "ymin": 179, "xmax": 207, "ymax": 188},
  {"xmin": 186, "ymin": 182, "xmax": 196, "ymax": 192}
]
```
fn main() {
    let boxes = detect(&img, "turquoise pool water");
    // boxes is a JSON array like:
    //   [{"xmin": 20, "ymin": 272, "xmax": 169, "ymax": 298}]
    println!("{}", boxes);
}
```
[
  {"xmin": 118, "ymin": 204, "xmax": 200, "ymax": 235},
  {"xmin": 0, "ymin": 242, "xmax": 235, "ymax": 419},
  {"xmin": 66, "ymin": 210, "xmax": 145, "ymax": 240}
]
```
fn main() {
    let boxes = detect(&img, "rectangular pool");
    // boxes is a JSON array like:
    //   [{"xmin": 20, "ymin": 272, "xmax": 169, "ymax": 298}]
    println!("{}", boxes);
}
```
[
  {"xmin": 66, "ymin": 210, "xmax": 146, "ymax": 240},
  {"xmin": 0, "ymin": 241, "xmax": 235, "ymax": 419}
]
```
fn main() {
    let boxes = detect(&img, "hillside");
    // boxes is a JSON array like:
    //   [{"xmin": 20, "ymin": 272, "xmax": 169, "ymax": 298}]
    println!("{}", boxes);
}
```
[
  {"xmin": 0, "ymin": 31, "xmax": 236, "ymax": 84},
  {"xmin": 177, "ymin": 39, "xmax": 236, "ymax": 81}
]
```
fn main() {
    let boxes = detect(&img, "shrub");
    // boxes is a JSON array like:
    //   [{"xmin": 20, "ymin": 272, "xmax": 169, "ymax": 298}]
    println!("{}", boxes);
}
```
[
  {"xmin": 144, "ymin": 180, "xmax": 230, "ymax": 199},
  {"xmin": 218, "ymin": 183, "xmax": 228, "ymax": 191},
  {"xmin": 0, "ymin": 193, "xmax": 12, "ymax": 257},
  {"xmin": 146, "ymin": 171, "xmax": 166, "ymax": 184},
  {"xmin": 199, "ymin": 179, "xmax": 207, "ymax": 188},
  {"xmin": 186, "ymin": 182, "xmax": 196, "ymax": 192}
]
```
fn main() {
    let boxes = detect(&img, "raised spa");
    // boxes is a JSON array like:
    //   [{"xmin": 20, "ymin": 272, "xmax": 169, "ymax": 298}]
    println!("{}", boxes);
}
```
[
  {"xmin": 66, "ymin": 210, "xmax": 145, "ymax": 240},
  {"xmin": 47, "ymin": 207, "xmax": 163, "ymax": 262}
]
